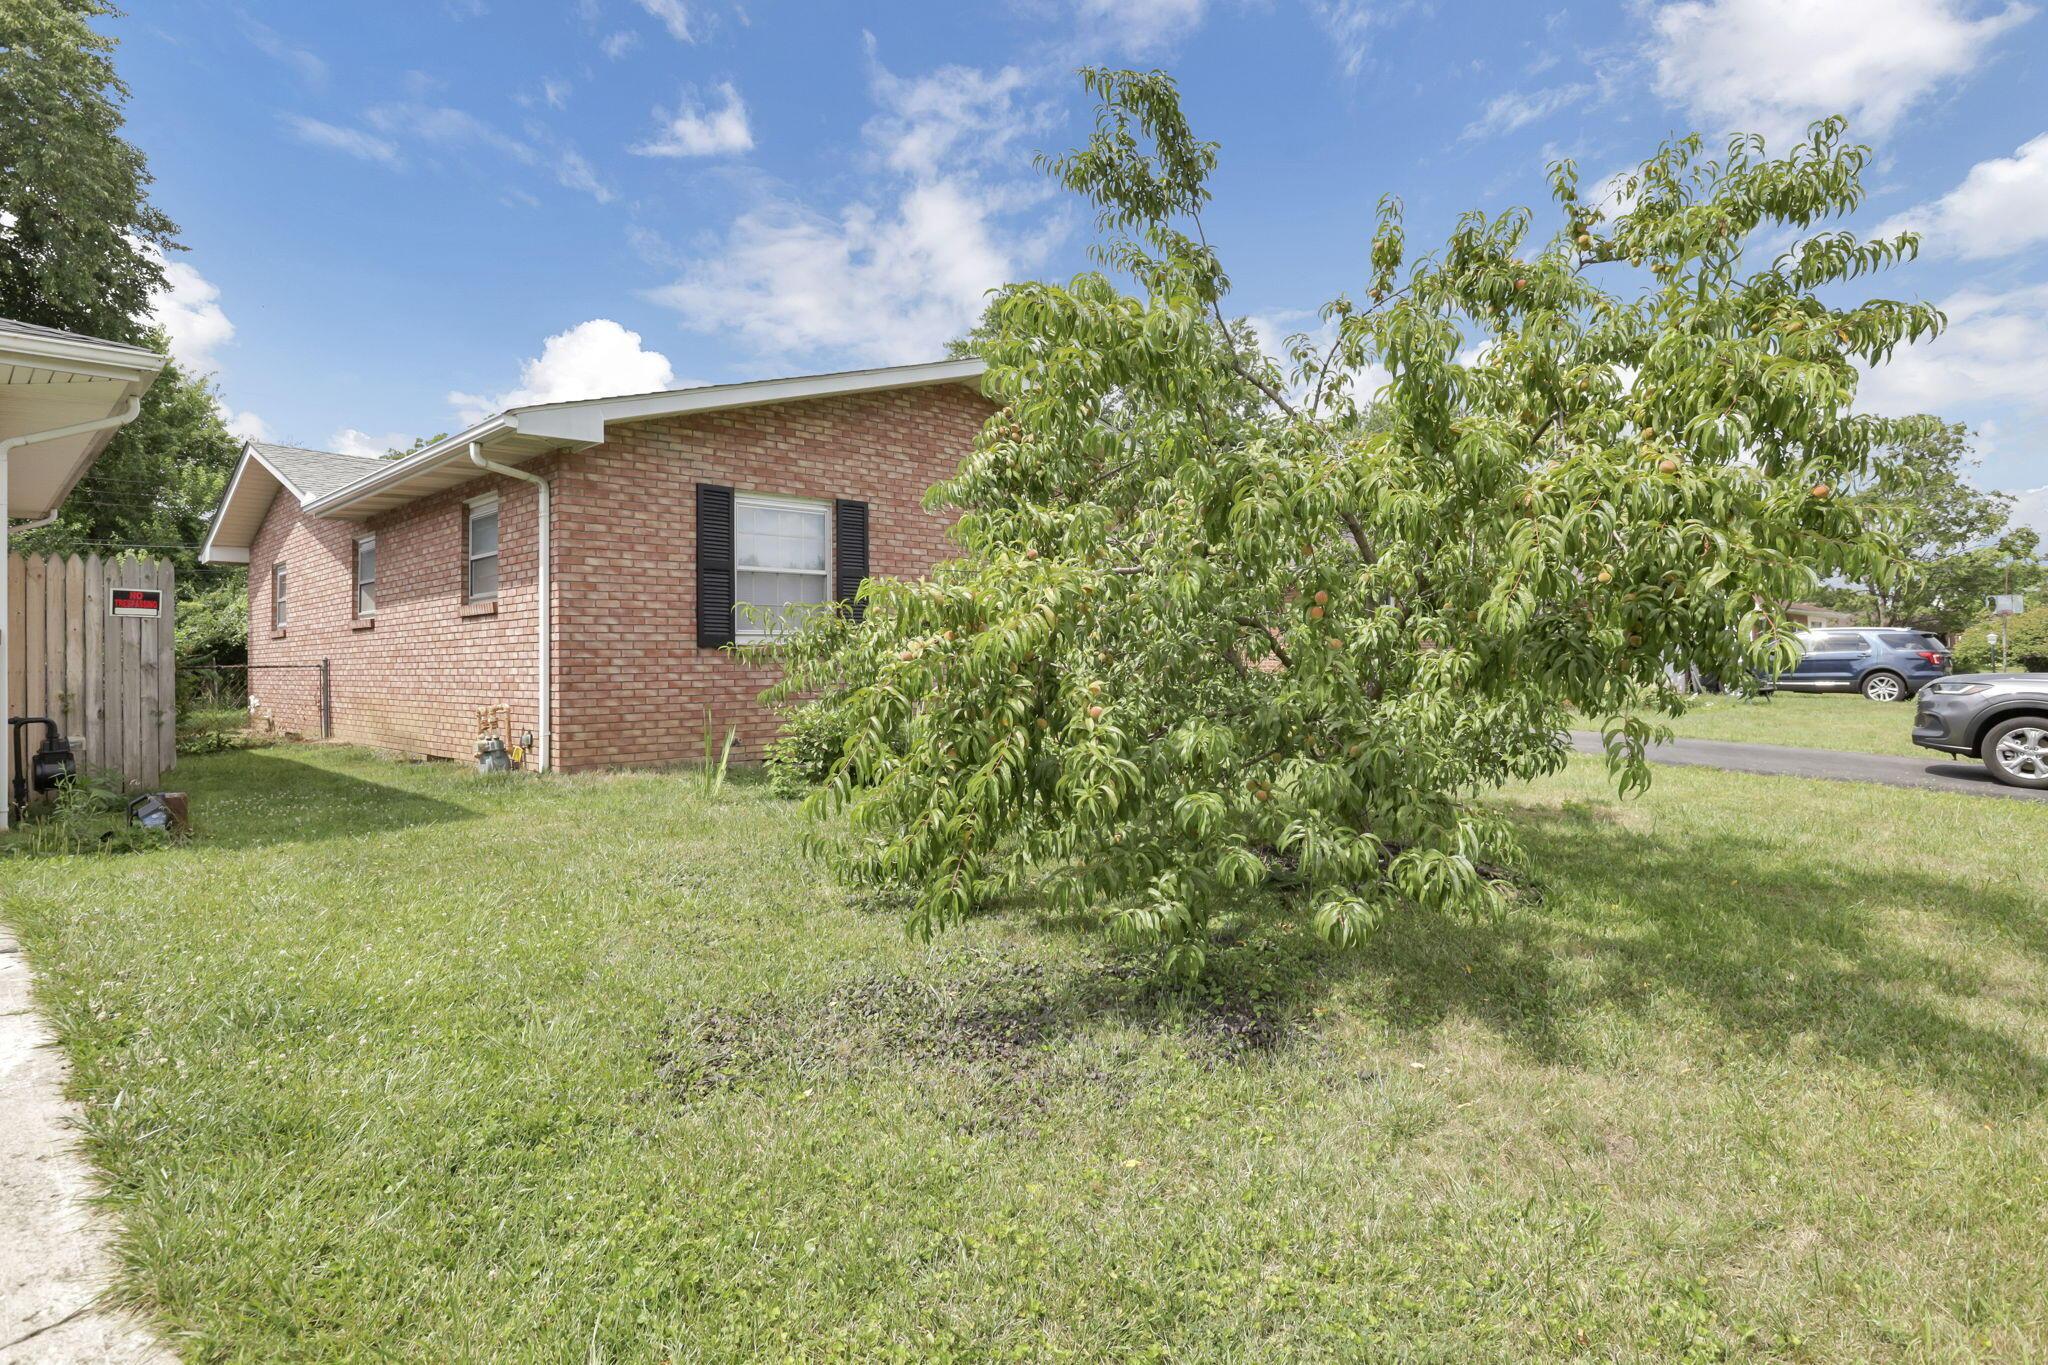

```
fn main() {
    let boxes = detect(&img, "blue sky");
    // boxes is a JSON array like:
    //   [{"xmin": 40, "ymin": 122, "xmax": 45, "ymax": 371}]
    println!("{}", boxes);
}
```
[{"xmin": 123, "ymin": 0, "xmax": 2046, "ymax": 530}]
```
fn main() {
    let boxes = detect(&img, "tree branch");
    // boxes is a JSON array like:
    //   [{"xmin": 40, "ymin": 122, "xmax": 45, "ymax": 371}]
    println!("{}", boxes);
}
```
[
  {"xmin": 1234, "ymin": 615, "xmax": 1293, "ymax": 668},
  {"xmin": 1339, "ymin": 511, "xmax": 1377, "ymax": 565}
]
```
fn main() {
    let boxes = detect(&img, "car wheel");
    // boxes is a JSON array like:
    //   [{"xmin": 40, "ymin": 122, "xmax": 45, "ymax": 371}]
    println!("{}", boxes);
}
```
[
  {"xmin": 1860, "ymin": 671, "xmax": 1907, "ymax": 703},
  {"xmin": 1982, "ymin": 717, "xmax": 2048, "ymax": 790}
]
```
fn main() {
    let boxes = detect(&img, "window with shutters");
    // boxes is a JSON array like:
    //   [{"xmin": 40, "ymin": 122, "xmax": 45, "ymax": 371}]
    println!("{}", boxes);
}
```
[
  {"xmin": 466, "ymin": 495, "xmax": 499, "ymax": 603},
  {"xmin": 733, "ymin": 493, "xmax": 830, "ymax": 639}
]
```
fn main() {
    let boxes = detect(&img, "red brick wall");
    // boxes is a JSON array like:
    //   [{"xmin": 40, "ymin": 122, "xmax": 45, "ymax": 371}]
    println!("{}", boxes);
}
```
[
  {"xmin": 246, "ymin": 467, "xmax": 550, "ymax": 762},
  {"xmin": 552, "ymin": 383, "xmax": 992, "ymax": 768},
  {"xmin": 245, "ymin": 382, "xmax": 992, "ymax": 770}
]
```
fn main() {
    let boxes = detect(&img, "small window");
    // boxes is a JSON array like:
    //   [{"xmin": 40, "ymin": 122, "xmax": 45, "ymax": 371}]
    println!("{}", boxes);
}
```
[
  {"xmin": 1878, "ymin": 632, "xmax": 1925, "ymax": 649},
  {"xmin": 733, "ymin": 493, "xmax": 830, "ymax": 639},
  {"xmin": 466, "ymin": 497, "xmax": 499, "ymax": 603},
  {"xmin": 272, "ymin": 562, "xmax": 288, "ymax": 629},
  {"xmin": 1811, "ymin": 632, "xmax": 1868, "ymax": 652},
  {"xmin": 353, "ymin": 535, "xmax": 377, "ymax": 618}
]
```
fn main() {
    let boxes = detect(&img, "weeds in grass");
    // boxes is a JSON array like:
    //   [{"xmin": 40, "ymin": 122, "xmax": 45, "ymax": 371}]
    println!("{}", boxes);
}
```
[
  {"xmin": 699, "ymin": 708, "xmax": 737, "ymax": 794},
  {"xmin": 4, "ymin": 770, "xmax": 170, "ymax": 857}
]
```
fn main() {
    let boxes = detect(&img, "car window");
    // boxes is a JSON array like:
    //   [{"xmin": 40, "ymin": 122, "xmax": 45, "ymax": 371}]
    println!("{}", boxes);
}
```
[
  {"xmin": 1811, "ymin": 632, "xmax": 1868, "ymax": 651},
  {"xmin": 1878, "ymin": 632, "xmax": 1926, "ymax": 649}
]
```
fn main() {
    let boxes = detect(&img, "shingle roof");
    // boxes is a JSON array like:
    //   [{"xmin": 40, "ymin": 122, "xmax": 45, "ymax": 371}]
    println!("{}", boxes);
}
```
[
  {"xmin": 250, "ymin": 442, "xmax": 386, "ymax": 500},
  {"xmin": 0, "ymin": 315, "xmax": 163, "ymax": 363}
]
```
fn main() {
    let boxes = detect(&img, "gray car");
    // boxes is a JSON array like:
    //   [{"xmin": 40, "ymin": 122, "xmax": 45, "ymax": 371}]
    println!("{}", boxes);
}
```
[{"xmin": 1912, "ymin": 674, "xmax": 2048, "ymax": 789}]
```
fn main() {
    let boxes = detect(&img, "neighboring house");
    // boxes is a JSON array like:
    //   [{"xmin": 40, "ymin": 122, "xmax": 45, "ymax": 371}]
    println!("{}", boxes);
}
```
[
  {"xmin": 201, "ymin": 359, "xmax": 993, "ymax": 771},
  {"xmin": 3, "ymin": 317, "xmax": 164, "ymax": 830},
  {"xmin": 1786, "ymin": 602, "xmax": 1863, "ymax": 629}
]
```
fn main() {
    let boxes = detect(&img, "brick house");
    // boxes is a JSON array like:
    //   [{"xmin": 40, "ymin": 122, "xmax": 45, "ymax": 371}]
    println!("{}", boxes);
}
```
[{"xmin": 201, "ymin": 360, "xmax": 993, "ymax": 771}]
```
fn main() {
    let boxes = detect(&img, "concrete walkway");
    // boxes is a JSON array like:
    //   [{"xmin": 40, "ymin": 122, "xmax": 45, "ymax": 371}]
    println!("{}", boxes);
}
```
[
  {"xmin": 0, "ymin": 926, "xmax": 170, "ymax": 1363},
  {"xmin": 1568, "ymin": 732, "xmax": 2048, "ymax": 802}
]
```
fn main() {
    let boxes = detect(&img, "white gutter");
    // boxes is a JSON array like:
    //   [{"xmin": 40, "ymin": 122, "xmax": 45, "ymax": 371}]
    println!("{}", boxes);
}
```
[
  {"xmin": 468, "ymin": 441, "xmax": 551, "ymax": 774},
  {"xmin": 1, "ymin": 397, "xmax": 145, "ymax": 830}
]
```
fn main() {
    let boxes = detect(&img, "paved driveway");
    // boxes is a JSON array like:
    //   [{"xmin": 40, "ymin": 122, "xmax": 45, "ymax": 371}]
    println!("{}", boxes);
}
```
[{"xmin": 1567, "ymin": 732, "xmax": 2048, "ymax": 802}]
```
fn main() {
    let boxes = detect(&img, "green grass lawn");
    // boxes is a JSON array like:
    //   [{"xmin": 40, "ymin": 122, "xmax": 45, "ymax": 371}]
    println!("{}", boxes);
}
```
[
  {"xmin": 1651, "ymin": 691, "xmax": 1932, "ymax": 758},
  {"xmin": 5, "ymin": 745, "xmax": 2046, "ymax": 1361}
]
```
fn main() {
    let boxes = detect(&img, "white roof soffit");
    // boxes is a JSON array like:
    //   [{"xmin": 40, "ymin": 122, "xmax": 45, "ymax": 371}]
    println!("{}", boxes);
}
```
[
  {"xmin": 199, "ymin": 445, "xmax": 294, "ymax": 565},
  {"xmin": 1, "ymin": 322, "xmax": 165, "ymax": 519},
  {"xmin": 302, "ymin": 358, "xmax": 989, "ymax": 522}
]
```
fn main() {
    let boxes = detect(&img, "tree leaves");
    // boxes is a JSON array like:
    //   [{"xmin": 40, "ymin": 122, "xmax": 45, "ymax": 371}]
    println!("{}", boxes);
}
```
[{"xmin": 772, "ymin": 74, "xmax": 1934, "ymax": 975}]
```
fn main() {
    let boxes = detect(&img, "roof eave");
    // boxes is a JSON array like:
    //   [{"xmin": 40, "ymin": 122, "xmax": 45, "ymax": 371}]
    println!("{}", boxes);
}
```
[{"xmin": 303, "ymin": 358, "xmax": 990, "ymax": 521}]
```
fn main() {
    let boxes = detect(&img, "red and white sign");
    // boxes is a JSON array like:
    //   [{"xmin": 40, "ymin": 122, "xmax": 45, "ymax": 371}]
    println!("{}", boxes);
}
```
[{"xmin": 110, "ymin": 587, "xmax": 162, "ymax": 619}]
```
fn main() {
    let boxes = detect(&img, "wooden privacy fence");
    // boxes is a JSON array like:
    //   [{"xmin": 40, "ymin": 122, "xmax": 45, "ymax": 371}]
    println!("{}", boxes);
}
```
[{"xmin": 5, "ymin": 553, "xmax": 177, "ymax": 791}]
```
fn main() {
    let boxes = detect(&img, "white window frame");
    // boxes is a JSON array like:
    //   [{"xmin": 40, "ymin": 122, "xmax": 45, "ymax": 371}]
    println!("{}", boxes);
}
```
[
  {"xmin": 272, "ymin": 561, "xmax": 288, "ymax": 630},
  {"xmin": 466, "ymin": 495, "xmax": 500, "ymax": 604},
  {"xmin": 733, "ymin": 492, "xmax": 832, "ymax": 642},
  {"xmin": 353, "ymin": 534, "xmax": 376, "ymax": 619}
]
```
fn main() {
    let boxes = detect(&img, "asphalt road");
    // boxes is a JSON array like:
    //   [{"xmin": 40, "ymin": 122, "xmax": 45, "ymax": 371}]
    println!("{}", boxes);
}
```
[{"xmin": 1567, "ymin": 732, "xmax": 2048, "ymax": 803}]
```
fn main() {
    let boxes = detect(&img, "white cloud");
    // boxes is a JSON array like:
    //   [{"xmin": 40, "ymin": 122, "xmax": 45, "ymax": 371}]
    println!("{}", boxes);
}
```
[
  {"xmin": 284, "ymin": 115, "xmax": 403, "ymax": 167},
  {"xmin": 632, "ymin": 83, "xmax": 753, "ymax": 158},
  {"xmin": 1881, "ymin": 132, "xmax": 2048, "ymax": 259},
  {"xmin": 146, "ymin": 256, "xmax": 235, "ymax": 374},
  {"xmin": 600, "ymin": 30, "xmax": 640, "ymax": 58},
  {"xmin": 865, "ymin": 57, "xmax": 1038, "ymax": 178},
  {"xmin": 223, "ymin": 410, "xmax": 272, "ymax": 442},
  {"xmin": 1308, "ymin": 1, "xmax": 1399, "ymax": 77},
  {"xmin": 362, "ymin": 103, "xmax": 613, "ymax": 203},
  {"xmin": 1645, "ymin": 0, "xmax": 2034, "ymax": 143},
  {"xmin": 329, "ymin": 428, "xmax": 417, "ymax": 458},
  {"xmin": 541, "ymin": 78, "xmax": 572, "ymax": 111},
  {"xmin": 1073, "ymin": 0, "xmax": 1205, "ymax": 54},
  {"xmin": 2011, "ymin": 485, "xmax": 2048, "ymax": 539},
  {"xmin": 244, "ymin": 20, "xmax": 326, "ymax": 88},
  {"xmin": 1855, "ymin": 284, "xmax": 2048, "ymax": 417},
  {"xmin": 447, "ymin": 319, "xmax": 679, "ymax": 425},
  {"xmin": 1463, "ymin": 82, "xmax": 1592, "ymax": 140},
  {"xmin": 633, "ymin": 0, "xmax": 698, "ymax": 42},
  {"xmin": 646, "ymin": 48, "xmax": 1062, "ymax": 366}
]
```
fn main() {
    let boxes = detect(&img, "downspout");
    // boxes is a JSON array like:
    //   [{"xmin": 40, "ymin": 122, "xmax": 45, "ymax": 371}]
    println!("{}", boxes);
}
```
[
  {"xmin": 468, "ymin": 442, "xmax": 551, "ymax": 773},
  {"xmin": 1, "ymin": 397, "xmax": 146, "ymax": 830}
]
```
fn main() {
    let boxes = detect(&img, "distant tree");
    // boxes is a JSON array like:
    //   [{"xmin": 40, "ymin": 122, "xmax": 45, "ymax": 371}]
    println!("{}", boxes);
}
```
[
  {"xmin": 1815, "ymin": 420, "xmax": 2044, "ymax": 634},
  {"xmin": 2, "ymin": 0, "xmax": 249, "ymax": 615},
  {"xmin": 0, "ymin": 0, "xmax": 178, "ymax": 340},
  {"xmin": 774, "ymin": 69, "xmax": 1938, "ymax": 974},
  {"xmin": 386, "ymin": 433, "xmax": 449, "ymax": 459}
]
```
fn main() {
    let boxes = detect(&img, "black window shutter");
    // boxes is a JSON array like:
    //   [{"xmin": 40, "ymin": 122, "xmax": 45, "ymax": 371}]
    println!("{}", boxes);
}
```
[
  {"xmin": 696, "ymin": 483, "xmax": 735, "ymax": 648},
  {"xmin": 834, "ymin": 498, "xmax": 870, "ymax": 621}
]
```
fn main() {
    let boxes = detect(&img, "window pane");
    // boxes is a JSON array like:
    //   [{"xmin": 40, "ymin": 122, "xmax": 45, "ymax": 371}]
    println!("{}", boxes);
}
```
[
  {"xmin": 469, "ymin": 553, "xmax": 499, "ymax": 601},
  {"xmin": 357, "ymin": 583, "xmax": 375, "ymax": 616},
  {"xmin": 357, "ymin": 541, "xmax": 376, "ymax": 584},
  {"xmin": 470, "ymin": 507, "xmax": 499, "ymax": 558},
  {"xmin": 736, "ymin": 568, "xmax": 829, "ymax": 635},
  {"xmin": 736, "ymin": 502, "xmax": 827, "ymax": 571}
]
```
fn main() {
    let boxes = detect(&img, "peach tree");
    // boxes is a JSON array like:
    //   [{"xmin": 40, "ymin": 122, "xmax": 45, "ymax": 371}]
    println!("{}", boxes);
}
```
[{"xmin": 772, "ymin": 69, "xmax": 1942, "ymax": 974}]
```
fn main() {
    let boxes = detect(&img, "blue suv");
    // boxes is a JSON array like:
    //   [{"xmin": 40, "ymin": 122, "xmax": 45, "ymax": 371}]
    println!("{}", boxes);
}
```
[{"xmin": 1778, "ymin": 628, "xmax": 1951, "ymax": 702}]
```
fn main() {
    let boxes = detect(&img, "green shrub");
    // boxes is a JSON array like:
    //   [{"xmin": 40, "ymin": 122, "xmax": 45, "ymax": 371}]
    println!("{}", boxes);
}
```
[
  {"xmin": 176, "ymin": 576, "xmax": 250, "ymax": 710},
  {"xmin": 1953, "ymin": 603, "xmax": 2048, "ymax": 673},
  {"xmin": 764, "ymin": 698, "xmax": 856, "ymax": 799}
]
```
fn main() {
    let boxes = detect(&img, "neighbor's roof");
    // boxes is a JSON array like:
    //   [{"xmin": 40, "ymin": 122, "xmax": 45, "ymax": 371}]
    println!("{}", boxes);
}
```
[
  {"xmin": 199, "ymin": 441, "xmax": 385, "ymax": 565},
  {"xmin": 201, "ymin": 357, "xmax": 987, "ymax": 562},
  {"xmin": 1, "ymin": 316, "xmax": 166, "ymax": 518}
]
